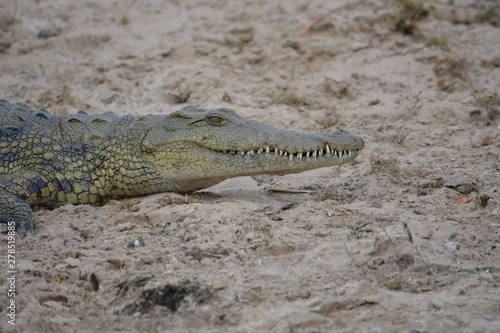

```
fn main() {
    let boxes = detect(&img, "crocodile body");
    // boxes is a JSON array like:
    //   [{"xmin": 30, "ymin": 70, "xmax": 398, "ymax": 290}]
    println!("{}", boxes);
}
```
[{"xmin": 0, "ymin": 100, "xmax": 364, "ymax": 236}]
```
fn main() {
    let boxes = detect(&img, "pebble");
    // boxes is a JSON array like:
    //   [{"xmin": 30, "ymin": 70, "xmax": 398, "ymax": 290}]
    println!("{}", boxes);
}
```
[
  {"xmin": 212, "ymin": 281, "xmax": 226, "ymax": 290},
  {"xmin": 245, "ymin": 231, "xmax": 256, "ymax": 241},
  {"xmin": 64, "ymin": 258, "xmax": 81, "ymax": 267},
  {"xmin": 38, "ymin": 29, "xmax": 61, "ymax": 39}
]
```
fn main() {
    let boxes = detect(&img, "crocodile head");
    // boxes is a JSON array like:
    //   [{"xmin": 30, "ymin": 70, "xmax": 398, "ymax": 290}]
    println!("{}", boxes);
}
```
[{"xmin": 141, "ymin": 107, "xmax": 364, "ymax": 192}]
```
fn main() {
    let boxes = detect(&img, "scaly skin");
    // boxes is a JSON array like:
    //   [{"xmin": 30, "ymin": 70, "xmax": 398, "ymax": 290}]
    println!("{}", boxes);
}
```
[{"xmin": 0, "ymin": 100, "xmax": 364, "ymax": 237}]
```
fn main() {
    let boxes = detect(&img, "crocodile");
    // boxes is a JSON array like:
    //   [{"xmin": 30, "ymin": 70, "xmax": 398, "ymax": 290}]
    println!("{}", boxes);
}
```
[{"xmin": 0, "ymin": 100, "xmax": 364, "ymax": 237}]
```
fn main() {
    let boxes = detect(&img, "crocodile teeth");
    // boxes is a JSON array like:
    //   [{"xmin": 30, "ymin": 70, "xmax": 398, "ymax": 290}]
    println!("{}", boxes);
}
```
[{"xmin": 229, "ymin": 146, "xmax": 358, "ymax": 161}]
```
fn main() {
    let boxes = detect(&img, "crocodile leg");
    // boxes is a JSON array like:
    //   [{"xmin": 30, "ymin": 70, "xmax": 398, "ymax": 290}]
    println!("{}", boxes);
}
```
[
  {"xmin": 0, "ymin": 189, "xmax": 34, "ymax": 238},
  {"xmin": 0, "ymin": 170, "xmax": 63, "ymax": 237}
]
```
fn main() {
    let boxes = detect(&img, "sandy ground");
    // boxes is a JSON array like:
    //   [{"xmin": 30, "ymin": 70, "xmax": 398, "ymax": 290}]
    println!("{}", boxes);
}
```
[{"xmin": 0, "ymin": 0, "xmax": 499, "ymax": 332}]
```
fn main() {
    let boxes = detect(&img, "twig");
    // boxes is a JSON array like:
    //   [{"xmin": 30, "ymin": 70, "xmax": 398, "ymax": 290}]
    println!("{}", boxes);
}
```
[
  {"xmin": 401, "ymin": 221, "xmax": 413, "ymax": 244},
  {"xmin": 268, "ymin": 188, "xmax": 316, "ymax": 194}
]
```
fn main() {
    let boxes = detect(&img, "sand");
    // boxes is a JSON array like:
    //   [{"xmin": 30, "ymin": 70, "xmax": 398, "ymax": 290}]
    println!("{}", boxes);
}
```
[{"xmin": 0, "ymin": 0, "xmax": 499, "ymax": 332}]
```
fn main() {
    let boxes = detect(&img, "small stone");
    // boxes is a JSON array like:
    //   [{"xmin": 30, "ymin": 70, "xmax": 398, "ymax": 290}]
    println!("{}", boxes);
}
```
[
  {"xmin": 443, "ymin": 175, "xmax": 478, "ymax": 194},
  {"xmin": 245, "ymin": 231, "xmax": 256, "ymax": 241},
  {"xmin": 127, "ymin": 238, "xmax": 145, "ymax": 248},
  {"xmin": 38, "ymin": 29, "xmax": 61, "ymax": 39},
  {"xmin": 212, "ymin": 281, "xmax": 226, "ymax": 290},
  {"xmin": 65, "ymin": 258, "xmax": 81, "ymax": 267}
]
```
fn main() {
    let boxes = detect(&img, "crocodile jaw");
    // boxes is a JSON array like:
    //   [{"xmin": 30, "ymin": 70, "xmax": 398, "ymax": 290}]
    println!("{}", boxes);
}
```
[{"xmin": 157, "ymin": 130, "xmax": 364, "ymax": 191}]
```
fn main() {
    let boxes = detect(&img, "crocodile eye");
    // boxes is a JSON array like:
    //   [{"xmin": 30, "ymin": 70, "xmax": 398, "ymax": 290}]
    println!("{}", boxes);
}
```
[{"xmin": 206, "ymin": 115, "xmax": 227, "ymax": 126}]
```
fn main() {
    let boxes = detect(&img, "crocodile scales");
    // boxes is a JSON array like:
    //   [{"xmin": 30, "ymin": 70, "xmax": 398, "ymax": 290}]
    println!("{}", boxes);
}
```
[{"xmin": 0, "ymin": 100, "xmax": 364, "ymax": 237}]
